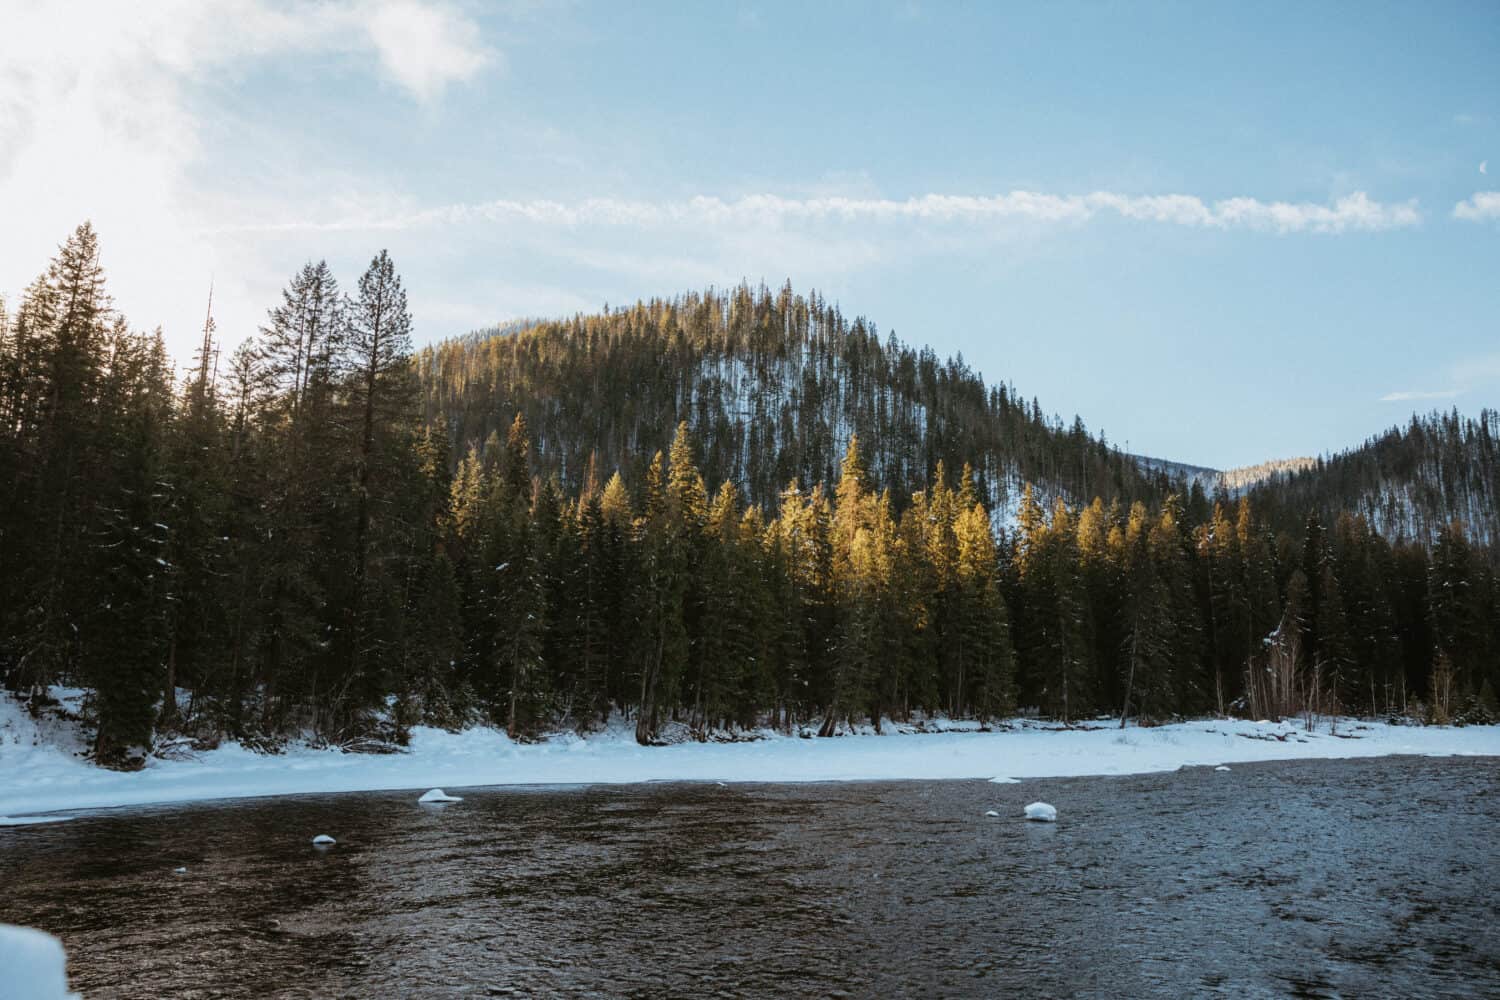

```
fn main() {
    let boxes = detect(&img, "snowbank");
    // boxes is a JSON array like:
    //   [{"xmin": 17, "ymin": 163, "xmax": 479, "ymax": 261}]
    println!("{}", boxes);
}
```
[
  {"xmin": 0, "ymin": 815, "xmax": 76, "ymax": 827},
  {"xmin": 2, "ymin": 689, "xmax": 1498, "ymax": 821},
  {"xmin": 0, "ymin": 924, "xmax": 78, "ymax": 1000}
]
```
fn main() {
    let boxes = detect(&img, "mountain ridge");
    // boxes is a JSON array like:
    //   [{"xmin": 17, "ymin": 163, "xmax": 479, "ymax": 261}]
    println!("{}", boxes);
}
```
[{"xmin": 428, "ymin": 287, "xmax": 1495, "ymax": 549}]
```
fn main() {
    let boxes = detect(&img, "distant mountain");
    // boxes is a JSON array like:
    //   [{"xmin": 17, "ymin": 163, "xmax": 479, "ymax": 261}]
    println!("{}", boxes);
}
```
[
  {"xmin": 1130, "ymin": 454, "xmax": 1318, "ymax": 497},
  {"xmin": 419, "ymin": 284, "xmax": 1165, "ymax": 527},
  {"xmin": 422, "ymin": 286, "xmax": 1496, "ymax": 552}
]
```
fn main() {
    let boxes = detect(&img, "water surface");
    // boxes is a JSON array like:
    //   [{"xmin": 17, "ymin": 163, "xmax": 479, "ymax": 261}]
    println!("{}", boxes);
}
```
[{"xmin": 2, "ymin": 756, "xmax": 1497, "ymax": 998}]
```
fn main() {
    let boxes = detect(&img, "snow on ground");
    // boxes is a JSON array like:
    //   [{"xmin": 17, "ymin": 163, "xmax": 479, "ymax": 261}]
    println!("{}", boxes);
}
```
[
  {"xmin": 2, "ymin": 689, "xmax": 1498, "ymax": 820},
  {"xmin": 0, "ymin": 924, "xmax": 79, "ymax": 1000}
]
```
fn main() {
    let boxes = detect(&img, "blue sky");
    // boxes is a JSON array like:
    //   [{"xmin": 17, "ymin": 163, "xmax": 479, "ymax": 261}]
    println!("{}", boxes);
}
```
[{"xmin": 2, "ymin": 1, "xmax": 1496, "ymax": 468}]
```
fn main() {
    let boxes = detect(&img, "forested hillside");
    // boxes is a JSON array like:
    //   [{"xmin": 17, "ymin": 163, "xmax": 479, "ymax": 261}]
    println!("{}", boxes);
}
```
[
  {"xmin": 2, "ymin": 225, "xmax": 1497, "ymax": 770},
  {"xmin": 1247, "ymin": 411, "xmax": 1500, "ymax": 547},
  {"xmin": 416, "ymin": 286, "xmax": 1165, "ymax": 528}
]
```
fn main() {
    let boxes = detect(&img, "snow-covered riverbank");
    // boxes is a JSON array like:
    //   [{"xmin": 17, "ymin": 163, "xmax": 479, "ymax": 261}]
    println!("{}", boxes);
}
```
[{"xmin": 3, "ymin": 690, "xmax": 1498, "ymax": 821}]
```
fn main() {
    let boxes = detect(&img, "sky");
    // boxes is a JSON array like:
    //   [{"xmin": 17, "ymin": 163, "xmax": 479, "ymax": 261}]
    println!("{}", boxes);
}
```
[{"xmin": 1, "ymin": 0, "xmax": 1496, "ymax": 469}]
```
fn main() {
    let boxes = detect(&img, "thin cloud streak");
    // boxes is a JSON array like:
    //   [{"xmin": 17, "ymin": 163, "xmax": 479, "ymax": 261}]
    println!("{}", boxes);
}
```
[
  {"xmin": 206, "ymin": 190, "xmax": 1424, "ymax": 237},
  {"xmin": 1380, "ymin": 389, "xmax": 1464, "ymax": 402}
]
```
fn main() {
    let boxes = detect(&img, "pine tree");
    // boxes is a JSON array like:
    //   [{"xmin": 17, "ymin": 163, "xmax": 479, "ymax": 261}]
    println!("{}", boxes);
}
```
[
  {"xmin": 339, "ymin": 249, "xmax": 417, "ymax": 727},
  {"xmin": 596, "ymin": 471, "xmax": 636, "ymax": 714},
  {"xmin": 574, "ymin": 494, "xmax": 612, "ymax": 729},
  {"xmin": 500, "ymin": 522, "xmax": 549, "ymax": 740},
  {"xmin": 635, "ymin": 451, "xmax": 688, "ymax": 743},
  {"xmin": 252, "ymin": 262, "xmax": 348, "ymax": 733},
  {"xmin": 1429, "ymin": 521, "xmax": 1484, "ymax": 700},
  {"xmin": 1077, "ymin": 496, "xmax": 1122, "ymax": 707},
  {"xmin": 823, "ymin": 436, "xmax": 878, "ymax": 735},
  {"xmin": 955, "ymin": 497, "xmax": 1015, "ymax": 718},
  {"xmin": 1202, "ymin": 501, "xmax": 1246, "ymax": 714},
  {"xmin": 1015, "ymin": 496, "xmax": 1093, "ymax": 720},
  {"xmin": 696, "ymin": 480, "xmax": 752, "ymax": 733},
  {"xmin": 12, "ymin": 225, "xmax": 111, "ymax": 695}
]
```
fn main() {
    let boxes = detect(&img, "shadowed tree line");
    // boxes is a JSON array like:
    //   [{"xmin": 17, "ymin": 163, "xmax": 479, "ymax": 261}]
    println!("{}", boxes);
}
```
[{"xmin": 2, "ymin": 225, "xmax": 1496, "ymax": 767}]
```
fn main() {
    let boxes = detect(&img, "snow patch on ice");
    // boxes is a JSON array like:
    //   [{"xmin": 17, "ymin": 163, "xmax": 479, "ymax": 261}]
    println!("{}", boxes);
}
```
[{"xmin": 0, "ymin": 815, "xmax": 75, "ymax": 826}]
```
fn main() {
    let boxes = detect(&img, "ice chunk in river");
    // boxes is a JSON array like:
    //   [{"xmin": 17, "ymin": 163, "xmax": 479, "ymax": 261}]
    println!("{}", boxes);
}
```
[
  {"xmin": 989, "ymin": 777, "xmax": 1019, "ymax": 784},
  {"xmin": 311, "ymin": 834, "xmax": 336, "ymax": 846},
  {"xmin": 984, "ymin": 810, "xmax": 999, "ymax": 817},
  {"xmin": 1024, "ymin": 802, "xmax": 1057, "ymax": 823},
  {"xmin": 0, "ymin": 924, "xmax": 79, "ymax": 1000},
  {"xmin": 1214, "ymin": 765, "xmax": 1231, "ymax": 772},
  {"xmin": 418, "ymin": 788, "xmax": 463, "ymax": 804}
]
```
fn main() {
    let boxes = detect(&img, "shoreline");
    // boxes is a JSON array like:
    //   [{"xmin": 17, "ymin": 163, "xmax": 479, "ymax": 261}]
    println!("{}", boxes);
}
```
[{"xmin": 4, "ymin": 711, "xmax": 1499, "ymax": 821}]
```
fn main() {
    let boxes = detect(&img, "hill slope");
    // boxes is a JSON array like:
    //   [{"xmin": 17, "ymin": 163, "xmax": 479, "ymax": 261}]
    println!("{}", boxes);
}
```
[
  {"xmin": 1247, "ymin": 410, "xmax": 1500, "ymax": 547},
  {"xmin": 423, "ymin": 288, "xmax": 1498, "ymax": 551},
  {"xmin": 418, "ymin": 284, "xmax": 1166, "ymax": 524}
]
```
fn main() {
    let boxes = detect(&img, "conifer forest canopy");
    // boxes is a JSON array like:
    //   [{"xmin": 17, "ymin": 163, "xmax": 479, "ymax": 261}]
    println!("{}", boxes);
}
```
[{"xmin": 2, "ymin": 224, "xmax": 1498, "ymax": 766}]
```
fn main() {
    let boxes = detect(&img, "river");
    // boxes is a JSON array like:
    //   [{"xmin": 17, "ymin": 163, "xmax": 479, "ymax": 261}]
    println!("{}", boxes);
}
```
[{"xmin": 2, "ymin": 755, "xmax": 1496, "ymax": 998}]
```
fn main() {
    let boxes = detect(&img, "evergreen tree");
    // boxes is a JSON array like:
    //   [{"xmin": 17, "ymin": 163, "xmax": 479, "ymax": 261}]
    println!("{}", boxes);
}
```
[
  {"xmin": 1429, "ymin": 521, "xmax": 1485, "ymax": 700},
  {"xmin": 1015, "ymin": 494, "xmax": 1093, "ymax": 720},
  {"xmin": 823, "ymin": 436, "xmax": 880, "ymax": 735},
  {"xmin": 635, "ymin": 451, "xmax": 688, "ymax": 744},
  {"xmin": 338, "ymin": 249, "xmax": 417, "ymax": 726}
]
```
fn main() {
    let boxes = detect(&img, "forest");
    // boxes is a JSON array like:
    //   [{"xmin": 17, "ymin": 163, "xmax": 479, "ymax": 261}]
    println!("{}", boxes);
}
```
[{"xmin": 2, "ymin": 224, "xmax": 1498, "ymax": 767}]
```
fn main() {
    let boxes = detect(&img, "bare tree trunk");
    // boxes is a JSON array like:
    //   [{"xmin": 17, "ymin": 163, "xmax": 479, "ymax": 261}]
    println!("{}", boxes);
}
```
[
  {"xmin": 635, "ymin": 609, "xmax": 666, "ymax": 745},
  {"xmin": 159, "ymin": 640, "xmax": 177, "ymax": 729}
]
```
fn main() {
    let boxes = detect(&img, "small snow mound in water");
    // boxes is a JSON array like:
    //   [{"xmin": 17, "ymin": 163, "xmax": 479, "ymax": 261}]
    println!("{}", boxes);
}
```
[
  {"xmin": 1214, "ymin": 765, "xmax": 1231, "ymax": 772},
  {"xmin": 172, "ymin": 867, "xmax": 188, "ymax": 875},
  {"xmin": 417, "ymin": 788, "xmax": 463, "ymax": 804},
  {"xmin": 989, "ymin": 776, "xmax": 1019, "ymax": 784},
  {"xmin": 0, "ymin": 924, "xmax": 79, "ymax": 999},
  {"xmin": 984, "ymin": 810, "xmax": 999, "ymax": 817},
  {"xmin": 311, "ymin": 834, "xmax": 336, "ymax": 846},
  {"xmin": 1024, "ymin": 801, "xmax": 1057, "ymax": 822}
]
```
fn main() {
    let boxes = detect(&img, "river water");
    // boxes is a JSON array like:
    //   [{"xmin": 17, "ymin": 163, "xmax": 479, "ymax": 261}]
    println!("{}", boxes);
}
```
[{"xmin": 2, "ymin": 755, "xmax": 1497, "ymax": 998}]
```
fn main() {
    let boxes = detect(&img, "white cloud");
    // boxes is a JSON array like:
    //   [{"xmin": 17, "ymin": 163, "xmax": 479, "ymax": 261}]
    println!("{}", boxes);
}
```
[
  {"xmin": 211, "ymin": 189, "xmax": 1425, "ymax": 236},
  {"xmin": 1482, "ymin": 160, "xmax": 1489, "ymax": 175},
  {"xmin": 0, "ymin": 0, "xmax": 491, "ymax": 363},
  {"xmin": 1453, "ymin": 191, "xmax": 1500, "ymax": 221},
  {"xmin": 368, "ymin": 1, "xmax": 493, "ymax": 101},
  {"xmin": 1379, "ymin": 389, "xmax": 1464, "ymax": 402}
]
